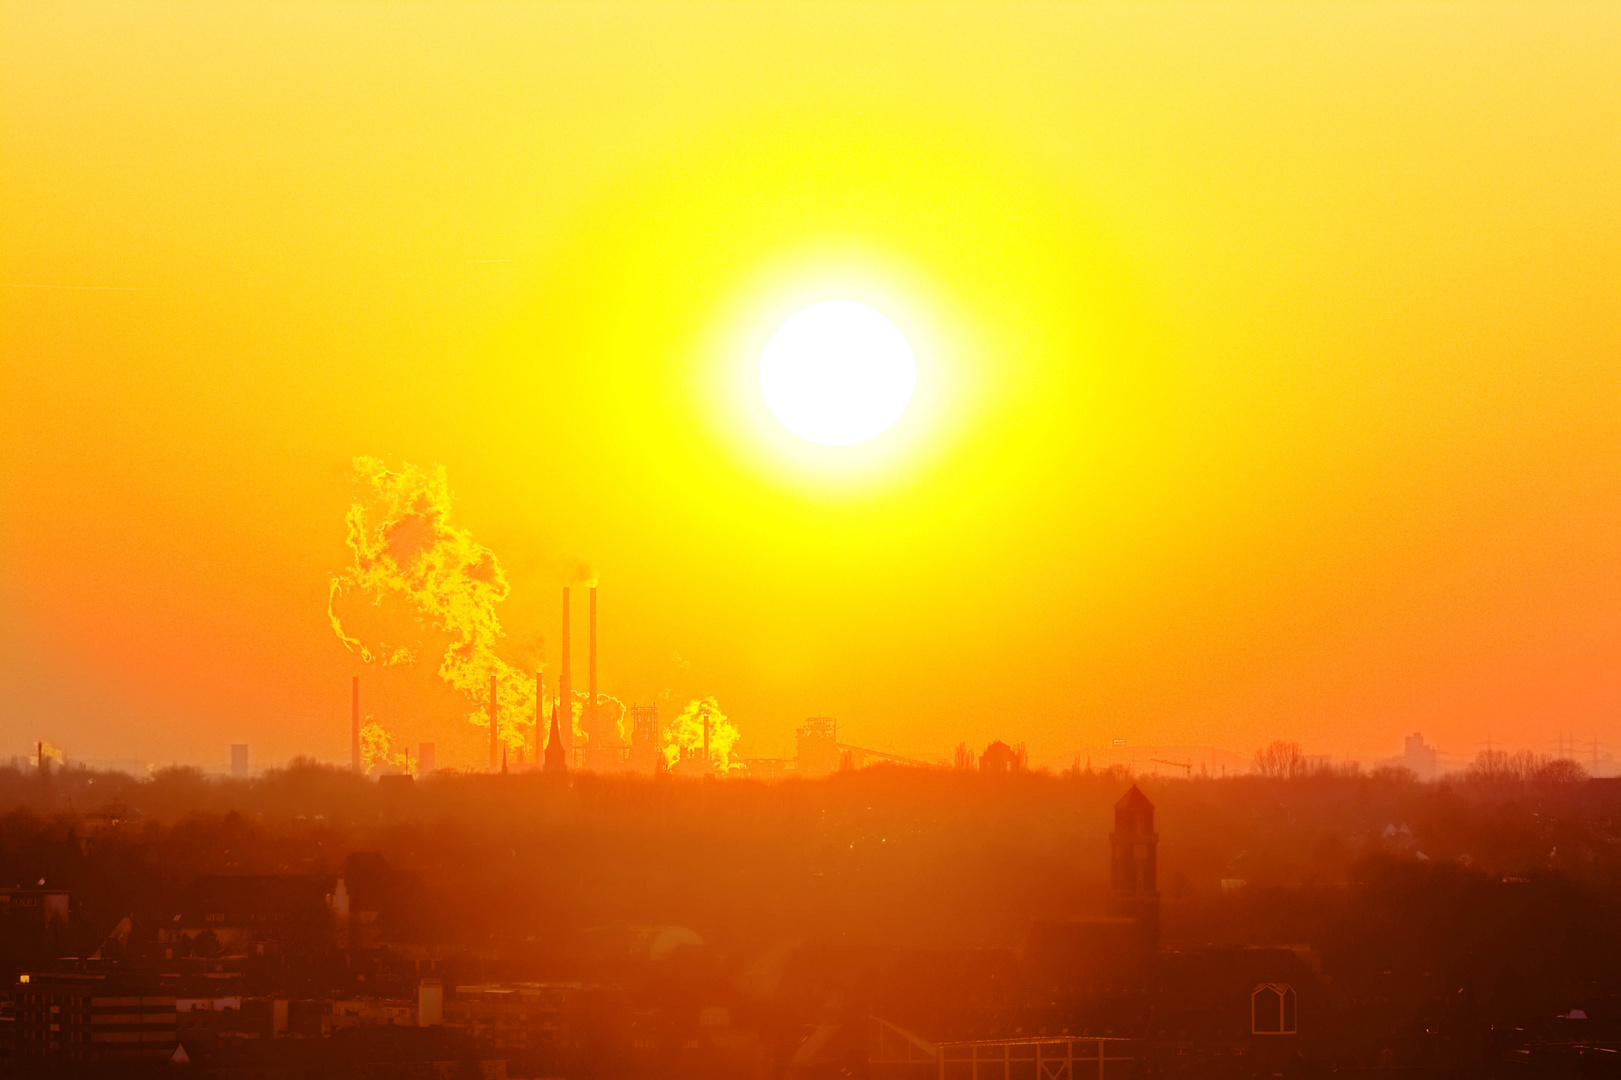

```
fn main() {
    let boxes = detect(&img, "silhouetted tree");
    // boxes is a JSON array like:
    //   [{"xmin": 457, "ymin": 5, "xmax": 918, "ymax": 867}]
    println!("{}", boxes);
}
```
[
  {"xmin": 1465, "ymin": 749, "xmax": 1587, "ymax": 785},
  {"xmin": 1254, "ymin": 740, "xmax": 1307, "ymax": 778}
]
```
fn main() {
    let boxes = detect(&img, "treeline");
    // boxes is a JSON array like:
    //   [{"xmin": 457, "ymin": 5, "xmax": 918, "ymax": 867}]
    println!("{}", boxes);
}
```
[
  {"xmin": 1251, "ymin": 738, "xmax": 1590, "ymax": 784},
  {"xmin": 0, "ymin": 757, "xmax": 1616, "ymax": 966}
]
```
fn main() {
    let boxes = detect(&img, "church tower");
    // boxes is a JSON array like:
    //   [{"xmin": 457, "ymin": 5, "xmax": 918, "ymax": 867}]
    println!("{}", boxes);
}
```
[
  {"xmin": 544, "ymin": 699, "xmax": 568, "ymax": 775},
  {"xmin": 1108, "ymin": 784, "xmax": 1160, "ymax": 951}
]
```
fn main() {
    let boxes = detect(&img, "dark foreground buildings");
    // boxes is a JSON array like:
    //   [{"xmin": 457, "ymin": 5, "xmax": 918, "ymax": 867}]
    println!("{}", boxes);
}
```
[
  {"xmin": 0, "ymin": 779, "xmax": 1617, "ymax": 1079},
  {"xmin": 790, "ymin": 787, "xmax": 1335, "ymax": 1080}
]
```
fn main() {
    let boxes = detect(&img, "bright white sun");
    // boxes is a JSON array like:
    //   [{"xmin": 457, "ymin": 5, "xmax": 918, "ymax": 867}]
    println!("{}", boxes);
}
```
[{"xmin": 759, "ymin": 300, "xmax": 917, "ymax": 446}]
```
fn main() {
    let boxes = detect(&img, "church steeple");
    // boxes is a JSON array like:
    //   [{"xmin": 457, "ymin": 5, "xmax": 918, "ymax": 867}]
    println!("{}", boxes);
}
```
[
  {"xmin": 544, "ymin": 698, "xmax": 568, "ymax": 774},
  {"xmin": 1108, "ymin": 784, "xmax": 1160, "ymax": 950}
]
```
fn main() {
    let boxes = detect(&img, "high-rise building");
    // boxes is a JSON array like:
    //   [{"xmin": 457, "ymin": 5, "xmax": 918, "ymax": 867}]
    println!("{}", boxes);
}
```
[
  {"xmin": 418, "ymin": 743, "xmax": 435, "ymax": 776},
  {"xmin": 1401, "ymin": 732, "xmax": 1438, "ymax": 779},
  {"xmin": 230, "ymin": 744, "xmax": 248, "ymax": 779}
]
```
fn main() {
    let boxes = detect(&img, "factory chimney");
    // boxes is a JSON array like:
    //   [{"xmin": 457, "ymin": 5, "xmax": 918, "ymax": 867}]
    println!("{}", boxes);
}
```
[
  {"xmin": 588, "ymin": 586, "xmax": 598, "ymax": 745},
  {"xmin": 350, "ymin": 676, "xmax": 361, "ymax": 775},
  {"xmin": 488, "ymin": 674, "xmax": 499, "ymax": 772},
  {"xmin": 559, "ymin": 588, "xmax": 572, "ymax": 752}
]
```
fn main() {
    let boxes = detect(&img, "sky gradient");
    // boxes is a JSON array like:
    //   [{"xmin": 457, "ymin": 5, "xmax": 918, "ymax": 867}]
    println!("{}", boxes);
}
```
[{"xmin": 3, "ymin": 2, "xmax": 1619, "ymax": 772}]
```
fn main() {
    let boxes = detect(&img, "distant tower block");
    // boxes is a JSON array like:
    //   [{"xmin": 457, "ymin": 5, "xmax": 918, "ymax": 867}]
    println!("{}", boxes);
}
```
[
  {"xmin": 1108, "ymin": 784, "xmax": 1160, "ymax": 951},
  {"xmin": 418, "ymin": 743, "xmax": 435, "ymax": 776},
  {"xmin": 1402, "ymin": 732, "xmax": 1438, "ymax": 780},
  {"xmin": 230, "ymin": 744, "xmax": 249, "ymax": 779}
]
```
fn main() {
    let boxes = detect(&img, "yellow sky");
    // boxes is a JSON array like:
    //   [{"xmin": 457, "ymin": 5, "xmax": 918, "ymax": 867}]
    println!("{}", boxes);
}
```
[{"xmin": 3, "ymin": 2, "xmax": 1619, "ymax": 770}]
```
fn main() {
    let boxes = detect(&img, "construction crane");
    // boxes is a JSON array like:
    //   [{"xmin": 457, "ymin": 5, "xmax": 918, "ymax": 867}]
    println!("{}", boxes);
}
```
[{"xmin": 1150, "ymin": 758, "xmax": 1193, "ymax": 778}]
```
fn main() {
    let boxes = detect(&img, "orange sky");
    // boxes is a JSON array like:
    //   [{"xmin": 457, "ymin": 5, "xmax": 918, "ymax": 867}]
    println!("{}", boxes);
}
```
[{"xmin": 3, "ymin": 2, "xmax": 1619, "ymax": 772}]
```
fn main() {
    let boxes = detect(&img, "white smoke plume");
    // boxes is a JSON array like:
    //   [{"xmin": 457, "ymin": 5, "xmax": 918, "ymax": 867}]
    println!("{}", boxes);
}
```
[{"xmin": 327, "ymin": 457, "xmax": 537, "ymax": 754}]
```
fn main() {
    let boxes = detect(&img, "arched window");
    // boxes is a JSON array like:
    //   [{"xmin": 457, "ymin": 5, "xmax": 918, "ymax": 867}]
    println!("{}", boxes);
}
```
[{"xmin": 1251, "ymin": 983, "xmax": 1297, "ymax": 1034}]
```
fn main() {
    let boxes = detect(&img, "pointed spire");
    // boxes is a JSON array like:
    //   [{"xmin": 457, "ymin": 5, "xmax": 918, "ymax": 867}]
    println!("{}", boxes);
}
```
[
  {"xmin": 544, "ymin": 698, "xmax": 568, "ymax": 774},
  {"xmin": 1115, "ymin": 783, "xmax": 1154, "ymax": 812}
]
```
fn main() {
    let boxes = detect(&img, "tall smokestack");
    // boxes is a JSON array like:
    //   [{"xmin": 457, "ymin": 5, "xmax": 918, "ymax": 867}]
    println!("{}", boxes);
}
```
[
  {"xmin": 588, "ymin": 586, "xmax": 598, "ymax": 744},
  {"xmin": 351, "ymin": 677, "xmax": 361, "ymax": 774},
  {"xmin": 559, "ymin": 588, "xmax": 572, "ymax": 752},
  {"xmin": 488, "ymin": 674, "xmax": 499, "ymax": 772}
]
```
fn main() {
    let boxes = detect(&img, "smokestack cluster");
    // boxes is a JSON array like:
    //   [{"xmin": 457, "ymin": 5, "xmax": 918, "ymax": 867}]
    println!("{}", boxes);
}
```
[{"xmin": 344, "ymin": 586, "xmax": 603, "ymax": 776}]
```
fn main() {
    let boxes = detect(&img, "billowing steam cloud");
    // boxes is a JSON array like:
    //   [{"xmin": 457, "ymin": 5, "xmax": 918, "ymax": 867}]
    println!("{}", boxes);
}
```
[
  {"xmin": 562, "ymin": 557, "xmax": 599, "ymax": 589},
  {"xmin": 360, "ymin": 718, "xmax": 411, "ymax": 774},
  {"xmin": 664, "ymin": 697, "xmax": 740, "ymax": 772},
  {"xmin": 328, "ymin": 457, "xmax": 539, "ymax": 753}
]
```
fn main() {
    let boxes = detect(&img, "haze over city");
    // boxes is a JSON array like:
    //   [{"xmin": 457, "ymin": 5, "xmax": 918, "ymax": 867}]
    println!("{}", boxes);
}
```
[
  {"xmin": 2, "ymin": 5, "xmax": 1621, "ymax": 1078},
  {"xmin": 5, "ymin": 3, "xmax": 1619, "ymax": 776}
]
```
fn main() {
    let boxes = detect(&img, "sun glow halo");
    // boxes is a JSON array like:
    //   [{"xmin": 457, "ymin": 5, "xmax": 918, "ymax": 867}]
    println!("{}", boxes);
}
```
[{"xmin": 759, "ymin": 301, "xmax": 917, "ymax": 446}]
